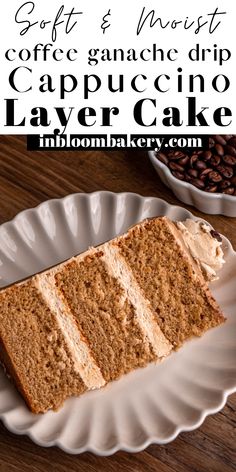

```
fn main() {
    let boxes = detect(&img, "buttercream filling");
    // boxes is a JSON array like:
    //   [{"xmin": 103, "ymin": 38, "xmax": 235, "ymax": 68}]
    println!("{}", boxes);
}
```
[{"xmin": 176, "ymin": 219, "xmax": 225, "ymax": 281}]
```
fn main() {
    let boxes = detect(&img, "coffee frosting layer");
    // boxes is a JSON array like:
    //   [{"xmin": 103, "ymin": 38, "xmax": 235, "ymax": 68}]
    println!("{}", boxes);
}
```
[{"xmin": 176, "ymin": 219, "xmax": 225, "ymax": 281}]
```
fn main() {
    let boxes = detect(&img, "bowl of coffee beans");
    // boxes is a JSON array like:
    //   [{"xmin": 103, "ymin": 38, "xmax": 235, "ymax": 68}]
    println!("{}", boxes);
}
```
[{"xmin": 149, "ymin": 135, "xmax": 236, "ymax": 216}]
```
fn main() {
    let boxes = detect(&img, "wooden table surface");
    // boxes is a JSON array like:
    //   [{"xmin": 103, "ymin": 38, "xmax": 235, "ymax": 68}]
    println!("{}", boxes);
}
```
[{"xmin": 0, "ymin": 135, "xmax": 235, "ymax": 472}]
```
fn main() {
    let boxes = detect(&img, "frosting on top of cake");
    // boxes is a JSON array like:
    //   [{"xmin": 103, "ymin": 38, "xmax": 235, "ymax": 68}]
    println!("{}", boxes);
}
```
[{"xmin": 176, "ymin": 219, "xmax": 225, "ymax": 281}]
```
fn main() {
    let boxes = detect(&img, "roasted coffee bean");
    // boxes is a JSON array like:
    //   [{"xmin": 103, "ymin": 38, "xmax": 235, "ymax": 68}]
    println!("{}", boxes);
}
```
[
  {"xmin": 168, "ymin": 150, "xmax": 186, "ymax": 160},
  {"xmin": 199, "ymin": 168, "xmax": 213, "ymax": 180},
  {"xmin": 210, "ymin": 230, "xmax": 222, "ymax": 242},
  {"xmin": 216, "ymin": 165, "xmax": 234, "ymax": 179},
  {"xmin": 184, "ymin": 173, "xmax": 192, "ymax": 182},
  {"xmin": 201, "ymin": 150, "xmax": 212, "ymax": 161},
  {"xmin": 231, "ymin": 176, "xmax": 236, "ymax": 186},
  {"xmin": 172, "ymin": 171, "xmax": 185, "ymax": 181},
  {"xmin": 223, "ymin": 155, "xmax": 236, "ymax": 166},
  {"xmin": 209, "ymin": 138, "xmax": 215, "ymax": 148},
  {"xmin": 225, "ymin": 145, "xmax": 236, "ymax": 157},
  {"xmin": 178, "ymin": 156, "xmax": 190, "ymax": 166},
  {"xmin": 215, "ymin": 144, "xmax": 224, "ymax": 156},
  {"xmin": 190, "ymin": 155, "xmax": 198, "ymax": 167},
  {"xmin": 195, "ymin": 160, "xmax": 207, "ymax": 171},
  {"xmin": 223, "ymin": 187, "xmax": 235, "ymax": 195},
  {"xmin": 190, "ymin": 178, "xmax": 205, "ymax": 189},
  {"xmin": 187, "ymin": 169, "xmax": 198, "ymax": 178},
  {"xmin": 227, "ymin": 137, "xmax": 236, "ymax": 148},
  {"xmin": 156, "ymin": 152, "xmax": 169, "ymax": 165},
  {"xmin": 205, "ymin": 185, "xmax": 218, "ymax": 193},
  {"xmin": 213, "ymin": 135, "xmax": 227, "ymax": 145},
  {"xmin": 208, "ymin": 171, "xmax": 223, "ymax": 183},
  {"xmin": 169, "ymin": 161, "xmax": 185, "ymax": 172},
  {"xmin": 210, "ymin": 155, "xmax": 221, "ymax": 167},
  {"xmin": 219, "ymin": 180, "xmax": 231, "ymax": 190}
]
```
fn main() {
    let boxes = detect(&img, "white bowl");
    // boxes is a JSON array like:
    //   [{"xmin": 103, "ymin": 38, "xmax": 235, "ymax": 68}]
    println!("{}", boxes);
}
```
[{"xmin": 148, "ymin": 151, "xmax": 236, "ymax": 217}]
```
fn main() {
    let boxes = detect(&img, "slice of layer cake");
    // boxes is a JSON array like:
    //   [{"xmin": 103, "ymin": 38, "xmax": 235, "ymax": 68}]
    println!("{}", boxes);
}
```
[{"xmin": 0, "ymin": 217, "xmax": 225, "ymax": 414}]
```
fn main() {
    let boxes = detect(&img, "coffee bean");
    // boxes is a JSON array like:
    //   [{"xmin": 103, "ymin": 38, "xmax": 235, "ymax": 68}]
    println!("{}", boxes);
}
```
[
  {"xmin": 217, "ymin": 165, "xmax": 234, "ymax": 179},
  {"xmin": 156, "ymin": 152, "xmax": 169, "ymax": 165},
  {"xmin": 223, "ymin": 187, "xmax": 235, "ymax": 195},
  {"xmin": 169, "ymin": 161, "xmax": 185, "ymax": 172},
  {"xmin": 184, "ymin": 172, "xmax": 193, "ymax": 182},
  {"xmin": 219, "ymin": 180, "xmax": 231, "ymax": 190},
  {"xmin": 205, "ymin": 185, "xmax": 218, "ymax": 193},
  {"xmin": 201, "ymin": 150, "xmax": 212, "ymax": 161},
  {"xmin": 213, "ymin": 135, "xmax": 227, "ymax": 145},
  {"xmin": 223, "ymin": 155, "xmax": 236, "ymax": 166},
  {"xmin": 231, "ymin": 176, "xmax": 236, "ymax": 186},
  {"xmin": 208, "ymin": 171, "xmax": 223, "ymax": 183},
  {"xmin": 189, "ymin": 155, "xmax": 199, "ymax": 168},
  {"xmin": 195, "ymin": 160, "xmax": 207, "ymax": 171},
  {"xmin": 225, "ymin": 145, "xmax": 236, "ymax": 157},
  {"xmin": 227, "ymin": 137, "xmax": 236, "ymax": 147},
  {"xmin": 209, "ymin": 138, "xmax": 215, "ymax": 148},
  {"xmin": 187, "ymin": 169, "xmax": 198, "ymax": 178},
  {"xmin": 215, "ymin": 144, "xmax": 224, "ymax": 156},
  {"xmin": 178, "ymin": 156, "xmax": 189, "ymax": 166},
  {"xmin": 210, "ymin": 155, "xmax": 221, "ymax": 167},
  {"xmin": 210, "ymin": 230, "xmax": 222, "ymax": 242},
  {"xmin": 172, "ymin": 171, "xmax": 185, "ymax": 181},
  {"xmin": 199, "ymin": 168, "xmax": 213, "ymax": 180},
  {"xmin": 168, "ymin": 150, "xmax": 186, "ymax": 160},
  {"xmin": 190, "ymin": 178, "xmax": 205, "ymax": 189}
]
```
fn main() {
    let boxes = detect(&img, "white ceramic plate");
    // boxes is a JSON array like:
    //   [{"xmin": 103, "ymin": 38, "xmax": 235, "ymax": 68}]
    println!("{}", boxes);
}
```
[
  {"xmin": 148, "ymin": 151, "xmax": 236, "ymax": 217},
  {"xmin": 0, "ymin": 192, "xmax": 235, "ymax": 456}
]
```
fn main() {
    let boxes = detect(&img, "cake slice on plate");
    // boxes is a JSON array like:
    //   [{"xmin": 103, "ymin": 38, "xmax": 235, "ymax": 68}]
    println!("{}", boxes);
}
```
[{"xmin": 0, "ymin": 217, "xmax": 225, "ymax": 413}]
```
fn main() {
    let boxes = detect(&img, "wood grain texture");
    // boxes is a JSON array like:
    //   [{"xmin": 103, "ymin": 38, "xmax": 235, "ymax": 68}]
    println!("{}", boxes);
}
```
[{"xmin": 0, "ymin": 135, "xmax": 235, "ymax": 472}]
